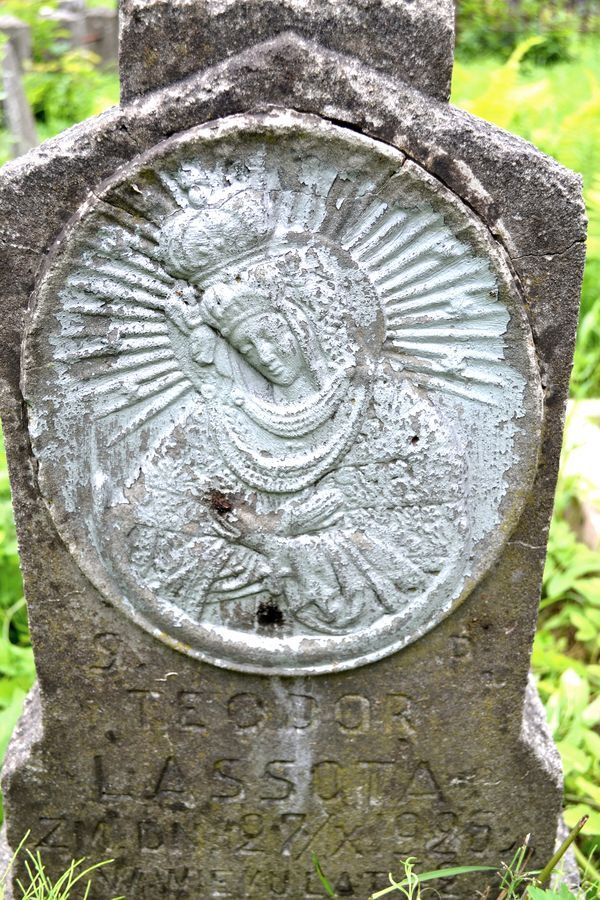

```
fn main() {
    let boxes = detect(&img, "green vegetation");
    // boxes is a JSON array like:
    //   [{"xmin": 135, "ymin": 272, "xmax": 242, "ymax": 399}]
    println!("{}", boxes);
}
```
[
  {"xmin": 451, "ymin": 34, "xmax": 600, "ymax": 871},
  {"xmin": 0, "ymin": 0, "xmax": 119, "ymax": 165},
  {"xmin": 455, "ymin": 0, "xmax": 599, "ymax": 63},
  {"xmin": 452, "ymin": 34, "xmax": 600, "ymax": 397},
  {"xmin": 314, "ymin": 820, "xmax": 598, "ymax": 897},
  {"xmin": 534, "ymin": 468, "xmax": 600, "ymax": 874},
  {"xmin": 22, "ymin": 48, "xmax": 118, "ymax": 143},
  {"xmin": 0, "ymin": 834, "xmax": 121, "ymax": 899}
]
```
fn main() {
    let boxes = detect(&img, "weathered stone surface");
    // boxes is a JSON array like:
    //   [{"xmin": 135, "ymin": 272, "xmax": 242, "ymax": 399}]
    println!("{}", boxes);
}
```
[
  {"xmin": 23, "ymin": 112, "xmax": 542, "ymax": 675},
  {"xmin": 0, "ymin": 12, "xmax": 585, "ymax": 900},
  {"xmin": 119, "ymin": 0, "xmax": 456, "ymax": 103}
]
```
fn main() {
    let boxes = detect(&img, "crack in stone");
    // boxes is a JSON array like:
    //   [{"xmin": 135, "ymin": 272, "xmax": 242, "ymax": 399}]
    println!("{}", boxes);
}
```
[
  {"xmin": 0, "ymin": 237, "xmax": 42, "ymax": 255},
  {"xmin": 513, "ymin": 238, "xmax": 587, "ymax": 262},
  {"xmin": 507, "ymin": 539, "xmax": 546, "ymax": 551}
]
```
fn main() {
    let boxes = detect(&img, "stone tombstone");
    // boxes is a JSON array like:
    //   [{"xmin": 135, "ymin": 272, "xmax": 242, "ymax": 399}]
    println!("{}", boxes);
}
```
[
  {"xmin": 39, "ymin": 4, "xmax": 87, "ymax": 52},
  {"xmin": 84, "ymin": 7, "xmax": 119, "ymax": 66},
  {"xmin": 0, "ymin": 2, "xmax": 585, "ymax": 898},
  {"xmin": 1, "ymin": 41, "xmax": 38, "ymax": 158},
  {"xmin": 0, "ymin": 15, "xmax": 32, "ymax": 69}
]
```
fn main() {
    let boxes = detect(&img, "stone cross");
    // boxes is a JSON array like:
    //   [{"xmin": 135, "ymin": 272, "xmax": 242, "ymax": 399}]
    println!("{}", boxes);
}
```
[{"xmin": 0, "ymin": 2, "xmax": 585, "ymax": 898}]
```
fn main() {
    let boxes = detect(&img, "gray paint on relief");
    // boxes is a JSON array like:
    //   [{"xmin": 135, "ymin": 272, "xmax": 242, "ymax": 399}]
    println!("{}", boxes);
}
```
[{"xmin": 22, "ymin": 112, "xmax": 542, "ymax": 674}]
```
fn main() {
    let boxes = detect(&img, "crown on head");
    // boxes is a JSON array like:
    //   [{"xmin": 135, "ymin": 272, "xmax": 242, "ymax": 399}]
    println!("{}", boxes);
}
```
[
  {"xmin": 201, "ymin": 280, "xmax": 276, "ymax": 337},
  {"xmin": 160, "ymin": 190, "xmax": 271, "ymax": 284}
]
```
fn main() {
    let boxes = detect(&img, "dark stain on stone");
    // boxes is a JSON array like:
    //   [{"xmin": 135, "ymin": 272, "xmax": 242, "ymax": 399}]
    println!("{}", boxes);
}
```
[
  {"xmin": 335, "ymin": 872, "xmax": 355, "ymax": 896},
  {"xmin": 208, "ymin": 490, "xmax": 234, "ymax": 516},
  {"xmin": 256, "ymin": 600, "xmax": 284, "ymax": 627}
]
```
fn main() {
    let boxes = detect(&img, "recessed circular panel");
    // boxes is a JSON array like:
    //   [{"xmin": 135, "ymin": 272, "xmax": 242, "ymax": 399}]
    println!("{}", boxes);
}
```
[{"xmin": 23, "ymin": 111, "xmax": 542, "ymax": 674}]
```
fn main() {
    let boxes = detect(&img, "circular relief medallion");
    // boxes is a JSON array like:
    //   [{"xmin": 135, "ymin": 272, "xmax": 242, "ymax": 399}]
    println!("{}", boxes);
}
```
[{"xmin": 24, "ymin": 111, "xmax": 542, "ymax": 674}]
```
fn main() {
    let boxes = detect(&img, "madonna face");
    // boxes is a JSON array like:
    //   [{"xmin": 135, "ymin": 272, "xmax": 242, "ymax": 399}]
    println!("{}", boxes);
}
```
[{"xmin": 229, "ymin": 311, "xmax": 304, "ymax": 386}]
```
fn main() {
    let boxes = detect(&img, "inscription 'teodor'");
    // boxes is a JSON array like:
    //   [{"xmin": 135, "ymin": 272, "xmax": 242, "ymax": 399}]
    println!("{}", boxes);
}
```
[{"xmin": 23, "ymin": 112, "xmax": 542, "ymax": 673}]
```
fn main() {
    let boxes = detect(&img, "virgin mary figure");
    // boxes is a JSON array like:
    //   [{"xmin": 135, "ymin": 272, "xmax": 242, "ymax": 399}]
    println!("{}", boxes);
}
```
[{"xmin": 120, "ymin": 196, "xmax": 470, "ymax": 636}]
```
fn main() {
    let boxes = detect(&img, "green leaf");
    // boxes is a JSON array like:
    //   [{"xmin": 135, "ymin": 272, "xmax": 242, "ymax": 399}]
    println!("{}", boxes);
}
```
[
  {"xmin": 573, "ymin": 775, "xmax": 600, "ymax": 807},
  {"xmin": 588, "ymin": 664, "xmax": 600, "ymax": 681},
  {"xmin": 312, "ymin": 854, "xmax": 337, "ymax": 898},
  {"xmin": 572, "ymin": 578, "xmax": 600, "ymax": 605},
  {"xmin": 570, "ymin": 609, "xmax": 599, "ymax": 642},
  {"xmin": 527, "ymin": 886, "xmax": 578, "ymax": 899},
  {"xmin": 559, "ymin": 669, "xmax": 589, "ymax": 711},
  {"xmin": 556, "ymin": 741, "xmax": 590, "ymax": 776},
  {"xmin": 564, "ymin": 804, "xmax": 600, "ymax": 836},
  {"xmin": 370, "ymin": 865, "xmax": 496, "ymax": 898},
  {"xmin": 582, "ymin": 695, "xmax": 600, "ymax": 727},
  {"xmin": 582, "ymin": 728, "xmax": 600, "ymax": 758}
]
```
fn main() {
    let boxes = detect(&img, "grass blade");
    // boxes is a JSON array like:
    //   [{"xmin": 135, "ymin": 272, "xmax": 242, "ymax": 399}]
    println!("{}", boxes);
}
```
[
  {"xmin": 312, "ymin": 853, "xmax": 337, "ymax": 898},
  {"xmin": 531, "ymin": 815, "xmax": 588, "ymax": 889},
  {"xmin": 370, "ymin": 864, "xmax": 497, "ymax": 897}
]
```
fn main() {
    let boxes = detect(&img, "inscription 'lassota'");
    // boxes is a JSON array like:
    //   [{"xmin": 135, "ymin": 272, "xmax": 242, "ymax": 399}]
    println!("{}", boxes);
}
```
[{"xmin": 24, "ymin": 112, "xmax": 542, "ymax": 673}]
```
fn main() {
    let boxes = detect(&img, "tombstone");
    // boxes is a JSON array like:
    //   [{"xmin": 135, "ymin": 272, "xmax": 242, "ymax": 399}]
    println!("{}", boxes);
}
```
[
  {"xmin": 0, "ymin": 2, "xmax": 586, "ymax": 898},
  {"xmin": 0, "ymin": 15, "xmax": 32, "ymax": 69},
  {"xmin": 84, "ymin": 7, "xmax": 119, "ymax": 66},
  {"xmin": 1, "ymin": 41, "xmax": 37, "ymax": 158},
  {"xmin": 38, "ymin": 2, "xmax": 118, "ymax": 63},
  {"xmin": 58, "ymin": 0, "xmax": 86, "ymax": 11},
  {"xmin": 39, "ymin": 5, "xmax": 86, "ymax": 52}
]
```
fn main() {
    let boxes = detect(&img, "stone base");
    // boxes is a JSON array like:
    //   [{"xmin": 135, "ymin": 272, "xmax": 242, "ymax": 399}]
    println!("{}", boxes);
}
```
[
  {"xmin": 0, "ymin": 685, "xmax": 42, "ymax": 900},
  {"xmin": 0, "ymin": 672, "xmax": 568, "ymax": 899}
]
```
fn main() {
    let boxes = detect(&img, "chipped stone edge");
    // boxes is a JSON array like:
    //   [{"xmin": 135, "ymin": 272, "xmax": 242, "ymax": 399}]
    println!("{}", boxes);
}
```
[
  {"xmin": 521, "ymin": 674, "xmax": 579, "ymax": 889},
  {"xmin": 0, "ymin": 683, "xmax": 42, "ymax": 900}
]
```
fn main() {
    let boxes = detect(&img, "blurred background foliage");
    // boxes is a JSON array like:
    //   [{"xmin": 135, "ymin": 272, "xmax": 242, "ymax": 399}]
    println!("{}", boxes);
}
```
[
  {"xmin": 455, "ymin": 0, "xmax": 600, "ymax": 872},
  {"xmin": 455, "ymin": 0, "xmax": 598, "ymax": 62},
  {"xmin": 0, "ymin": 0, "xmax": 599, "ymax": 880},
  {"xmin": 0, "ymin": 0, "xmax": 118, "ymax": 162},
  {"xmin": 452, "ymin": 27, "xmax": 600, "ymax": 399}
]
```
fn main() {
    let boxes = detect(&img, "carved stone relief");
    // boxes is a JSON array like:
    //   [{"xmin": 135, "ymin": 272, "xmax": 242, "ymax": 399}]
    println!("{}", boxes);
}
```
[{"xmin": 23, "ymin": 111, "xmax": 542, "ymax": 673}]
